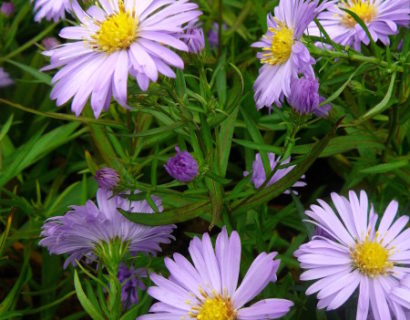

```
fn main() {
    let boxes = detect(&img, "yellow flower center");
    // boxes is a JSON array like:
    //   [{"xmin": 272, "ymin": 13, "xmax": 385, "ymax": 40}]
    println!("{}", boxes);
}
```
[
  {"xmin": 93, "ymin": 2, "xmax": 138, "ymax": 53},
  {"xmin": 351, "ymin": 237, "xmax": 393, "ymax": 277},
  {"xmin": 191, "ymin": 296, "xmax": 236, "ymax": 320},
  {"xmin": 262, "ymin": 22, "xmax": 294, "ymax": 66},
  {"xmin": 341, "ymin": 0, "xmax": 377, "ymax": 28}
]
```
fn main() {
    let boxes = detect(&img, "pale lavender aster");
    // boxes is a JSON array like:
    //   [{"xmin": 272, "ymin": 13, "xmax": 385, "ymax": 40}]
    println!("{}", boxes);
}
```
[
  {"xmin": 179, "ymin": 21, "xmax": 205, "ymax": 53},
  {"xmin": 288, "ymin": 76, "xmax": 331, "ymax": 117},
  {"xmin": 165, "ymin": 147, "xmax": 198, "ymax": 182},
  {"xmin": 31, "ymin": 0, "xmax": 73, "ymax": 22},
  {"xmin": 244, "ymin": 153, "xmax": 306, "ymax": 193},
  {"xmin": 295, "ymin": 190, "xmax": 410, "ymax": 320},
  {"xmin": 42, "ymin": 0, "xmax": 202, "ymax": 118},
  {"xmin": 252, "ymin": 0, "xmax": 324, "ymax": 110},
  {"xmin": 0, "ymin": 68, "xmax": 13, "ymax": 88},
  {"xmin": 39, "ymin": 188, "xmax": 176, "ymax": 268},
  {"xmin": 95, "ymin": 167, "xmax": 120, "ymax": 190},
  {"xmin": 42, "ymin": 37, "xmax": 60, "ymax": 50},
  {"xmin": 138, "ymin": 227, "xmax": 294, "ymax": 320},
  {"xmin": 307, "ymin": 0, "xmax": 410, "ymax": 51},
  {"xmin": 1, "ymin": 2, "xmax": 14, "ymax": 17},
  {"xmin": 118, "ymin": 263, "xmax": 146, "ymax": 309}
]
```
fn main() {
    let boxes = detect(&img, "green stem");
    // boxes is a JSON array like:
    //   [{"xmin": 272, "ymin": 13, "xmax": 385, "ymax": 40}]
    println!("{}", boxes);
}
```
[{"xmin": 308, "ymin": 46, "xmax": 404, "ymax": 73}]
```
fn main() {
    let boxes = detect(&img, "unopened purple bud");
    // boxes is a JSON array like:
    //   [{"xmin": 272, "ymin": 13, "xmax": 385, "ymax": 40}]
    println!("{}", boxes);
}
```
[
  {"xmin": 208, "ymin": 22, "xmax": 227, "ymax": 49},
  {"xmin": 95, "ymin": 167, "xmax": 120, "ymax": 190},
  {"xmin": 288, "ymin": 76, "xmax": 331, "ymax": 117},
  {"xmin": 180, "ymin": 21, "xmax": 205, "ymax": 54},
  {"xmin": 165, "ymin": 147, "xmax": 198, "ymax": 183},
  {"xmin": 118, "ymin": 263, "xmax": 146, "ymax": 309},
  {"xmin": 1, "ymin": 2, "xmax": 14, "ymax": 17},
  {"xmin": 42, "ymin": 37, "xmax": 60, "ymax": 50}
]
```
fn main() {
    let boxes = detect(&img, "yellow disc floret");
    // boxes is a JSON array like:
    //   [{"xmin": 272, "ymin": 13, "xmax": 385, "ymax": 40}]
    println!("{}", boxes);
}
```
[
  {"xmin": 262, "ymin": 22, "xmax": 294, "ymax": 66},
  {"xmin": 351, "ymin": 237, "xmax": 393, "ymax": 277},
  {"xmin": 341, "ymin": 0, "xmax": 377, "ymax": 28},
  {"xmin": 191, "ymin": 296, "xmax": 236, "ymax": 320},
  {"xmin": 93, "ymin": 2, "xmax": 138, "ymax": 53}
]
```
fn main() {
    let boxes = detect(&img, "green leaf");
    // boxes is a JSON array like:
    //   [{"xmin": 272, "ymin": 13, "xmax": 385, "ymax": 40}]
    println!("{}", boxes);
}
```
[
  {"xmin": 0, "ymin": 113, "xmax": 14, "ymax": 143},
  {"xmin": 360, "ymin": 159, "xmax": 409, "ymax": 174},
  {"xmin": 121, "ymin": 200, "xmax": 210, "ymax": 226},
  {"xmin": 73, "ymin": 271, "xmax": 105, "ymax": 320},
  {"xmin": 5, "ymin": 59, "xmax": 51, "ymax": 85},
  {"xmin": 217, "ymin": 107, "xmax": 239, "ymax": 176},
  {"xmin": 362, "ymin": 71, "xmax": 397, "ymax": 120}
]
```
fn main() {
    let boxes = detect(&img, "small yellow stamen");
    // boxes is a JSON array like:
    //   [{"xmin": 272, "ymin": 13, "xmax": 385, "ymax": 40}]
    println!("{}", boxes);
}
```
[
  {"xmin": 262, "ymin": 22, "xmax": 294, "ymax": 66},
  {"xmin": 93, "ymin": 1, "xmax": 138, "ymax": 53},
  {"xmin": 190, "ymin": 295, "xmax": 236, "ymax": 320},
  {"xmin": 350, "ymin": 236, "xmax": 393, "ymax": 277},
  {"xmin": 341, "ymin": 0, "xmax": 377, "ymax": 28}
]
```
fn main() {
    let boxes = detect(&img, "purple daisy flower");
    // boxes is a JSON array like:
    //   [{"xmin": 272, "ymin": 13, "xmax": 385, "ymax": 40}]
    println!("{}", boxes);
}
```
[
  {"xmin": 95, "ymin": 167, "xmax": 120, "ymax": 190},
  {"xmin": 0, "ymin": 68, "xmax": 13, "ymax": 88},
  {"xmin": 42, "ymin": 0, "xmax": 202, "ymax": 118},
  {"xmin": 39, "ymin": 188, "xmax": 176, "ymax": 268},
  {"xmin": 208, "ymin": 22, "xmax": 220, "ymax": 49},
  {"xmin": 179, "ymin": 21, "xmax": 205, "ymax": 53},
  {"xmin": 138, "ymin": 227, "xmax": 294, "ymax": 319},
  {"xmin": 295, "ymin": 190, "xmax": 410, "ymax": 320},
  {"xmin": 1, "ymin": 2, "xmax": 15, "ymax": 17},
  {"xmin": 165, "ymin": 147, "xmax": 199, "ymax": 182},
  {"xmin": 308, "ymin": 0, "xmax": 410, "ymax": 51},
  {"xmin": 288, "ymin": 76, "xmax": 331, "ymax": 117},
  {"xmin": 244, "ymin": 153, "xmax": 306, "ymax": 193},
  {"xmin": 31, "ymin": 0, "xmax": 74, "ymax": 22},
  {"xmin": 118, "ymin": 263, "xmax": 146, "ymax": 309},
  {"xmin": 252, "ymin": 0, "xmax": 323, "ymax": 110}
]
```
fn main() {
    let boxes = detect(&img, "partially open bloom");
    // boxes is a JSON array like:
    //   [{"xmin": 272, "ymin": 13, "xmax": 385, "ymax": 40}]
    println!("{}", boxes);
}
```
[
  {"xmin": 138, "ymin": 227, "xmax": 294, "ymax": 319},
  {"xmin": 0, "ymin": 68, "xmax": 13, "ymax": 88},
  {"xmin": 118, "ymin": 263, "xmax": 146, "ymax": 309},
  {"xmin": 308, "ymin": 0, "xmax": 410, "ymax": 51},
  {"xmin": 95, "ymin": 167, "xmax": 120, "ymax": 190},
  {"xmin": 288, "ymin": 76, "xmax": 331, "ymax": 117},
  {"xmin": 43, "ymin": 0, "xmax": 201, "ymax": 117},
  {"xmin": 295, "ymin": 190, "xmax": 410, "ymax": 320},
  {"xmin": 42, "ymin": 37, "xmax": 60, "ymax": 50},
  {"xmin": 1, "ymin": 2, "xmax": 14, "ymax": 17},
  {"xmin": 165, "ymin": 147, "xmax": 199, "ymax": 182},
  {"xmin": 39, "ymin": 188, "xmax": 175, "ymax": 268},
  {"xmin": 31, "ymin": 0, "xmax": 73, "ymax": 22},
  {"xmin": 252, "ymin": 0, "xmax": 322, "ymax": 110},
  {"xmin": 244, "ymin": 153, "xmax": 306, "ymax": 193},
  {"xmin": 179, "ymin": 21, "xmax": 205, "ymax": 53}
]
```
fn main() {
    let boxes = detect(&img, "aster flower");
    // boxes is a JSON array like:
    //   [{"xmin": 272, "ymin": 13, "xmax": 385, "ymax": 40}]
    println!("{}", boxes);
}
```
[
  {"xmin": 42, "ymin": 37, "xmax": 60, "ymax": 50},
  {"xmin": 1, "ymin": 2, "xmax": 14, "ymax": 17},
  {"xmin": 31, "ymin": 0, "xmax": 73, "ymax": 22},
  {"xmin": 294, "ymin": 190, "xmax": 410, "ymax": 320},
  {"xmin": 252, "ymin": 0, "xmax": 323, "ymax": 110},
  {"xmin": 287, "ymin": 76, "xmax": 331, "ymax": 117},
  {"xmin": 43, "ymin": 0, "xmax": 202, "ymax": 118},
  {"xmin": 118, "ymin": 263, "xmax": 146, "ymax": 309},
  {"xmin": 179, "ymin": 21, "xmax": 205, "ymax": 53},
  {"xmin": 208, "ymin": 22, "xmax": 227, "ymax": 49},
  {"xmin": 308, "ymin": 0, "xmax": 410, "ymax": 51},
  {"xmin": 138, "ymin": 227, "xmax": 294, "ymax": 319},
  {"xmin": 39, "ymin": 188, "xmax": 175, "ymax": 268},
  {"xmin": 244, "ymin": 153, "xmax": 306, "ymax": 193},
  {"xmin": 165, "ymin": 147, "xmax": 199, "ymax": 182},
  {"xmin": 95, "ymin": 167, "xmax": 120, "ymax": 190},
  {"xmin": 0, "ymin": 68, "xmax": 13, "ymax": 88}
]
